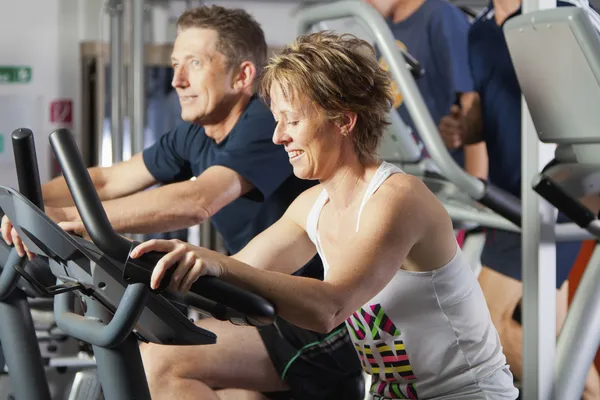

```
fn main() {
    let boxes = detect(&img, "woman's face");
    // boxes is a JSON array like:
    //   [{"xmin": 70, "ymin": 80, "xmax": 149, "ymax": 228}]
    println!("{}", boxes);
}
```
[{"xmin": 269, "ymin": 83, "xmax": 348, "ymax": 181}]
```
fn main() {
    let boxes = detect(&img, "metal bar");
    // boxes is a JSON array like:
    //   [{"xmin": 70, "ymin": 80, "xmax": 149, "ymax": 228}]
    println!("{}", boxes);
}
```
[
  {"xmin": 96, "ymin": 34, "xmax": 106, "ymax": 166},
  {"xmin": 131, "ymin": 0, "xmax": 145, "ymax": 156},
  {"xmin": 108, "ymin": 0, "xmax": 124, "ymax": 164},
  {"xmin": 555, "ymin": 223, "xmax": 596, "ymax": 241},
  {"xmin": 87, "ymin": 299, "xmax": 151, "ymax": 400},
  {"xmin": 0, "ymin": 289, "xmax": 52, "ymax": 400},
  {"xmin": 519, "ymin": 0, "xmax": 557, "ymax": 396}
]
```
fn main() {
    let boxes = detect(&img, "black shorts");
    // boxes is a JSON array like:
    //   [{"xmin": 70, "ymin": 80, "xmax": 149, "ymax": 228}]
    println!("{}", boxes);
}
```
[
  {"xmin": 257, "ymin": 317, "xmax": 363, "ymax": 400},
  {"xmin": 481, "ymin": 228, "xmax": 582, "ymax": 289}
]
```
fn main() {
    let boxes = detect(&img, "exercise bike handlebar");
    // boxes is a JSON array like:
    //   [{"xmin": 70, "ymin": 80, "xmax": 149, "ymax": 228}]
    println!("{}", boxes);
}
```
[
  {"xmin": 0, "ymin": 129, "xmax": 46, "ymax": 300},
  {"xmin": 54, "ymin": 284, "xmax": 150, "ymax": 349},
  {"xmin": 12, "ymin": 129, "xmax": 45, "ymax": 211},
  {"xmin": 49, "ymin": 129, "xmax": 276, "ymax": 326}
]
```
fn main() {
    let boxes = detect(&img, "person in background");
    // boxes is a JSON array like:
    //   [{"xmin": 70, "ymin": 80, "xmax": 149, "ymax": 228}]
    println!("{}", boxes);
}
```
[{"xmin": 364, "ymin": 0, "xmax": 489, "ymax": 180}]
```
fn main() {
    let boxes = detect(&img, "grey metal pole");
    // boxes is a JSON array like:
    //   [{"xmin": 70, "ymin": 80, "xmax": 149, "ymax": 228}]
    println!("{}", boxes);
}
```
[
  {"xmin": 108, "ymin": 0, "xmax": 124, "ymax": 164},
  {"xmin": 85, "ymin": 296, "xmax": 151, "ymax": 400},
  {"xmin": 0, "ymin": 289, "xmax": 52, "ymax": 400},
  {"xmin": 519, "ymin": 0, "xmax": 558, "ymax": 398},
  {"xmin": 131, "ymin": 0, "xmax": 145, "ymax": 156},
  {"xmin": 96, "ymin": 33, "xmax": 106, "ymax": 166}
]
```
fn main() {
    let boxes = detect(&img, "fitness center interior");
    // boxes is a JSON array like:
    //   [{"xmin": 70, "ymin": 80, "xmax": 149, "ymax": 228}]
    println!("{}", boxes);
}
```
[{"xmin": 0, "ymin": 0, "xmax": 599, "ymax": 399}]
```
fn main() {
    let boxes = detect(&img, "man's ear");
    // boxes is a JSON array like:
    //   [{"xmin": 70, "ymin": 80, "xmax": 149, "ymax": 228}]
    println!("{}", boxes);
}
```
[
  {"xmin": 338, "ymin": 111, "xmax": 358, "ymax": 137},
  {"xmin": 231, "ymin": 61, "xmax": 257, "ymax": 92}
]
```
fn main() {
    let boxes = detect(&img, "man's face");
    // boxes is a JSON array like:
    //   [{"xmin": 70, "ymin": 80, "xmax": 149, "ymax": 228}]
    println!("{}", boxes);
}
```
[{"xmin": 171, "ymin": 27, "xmax": 237, "ymax": 125}]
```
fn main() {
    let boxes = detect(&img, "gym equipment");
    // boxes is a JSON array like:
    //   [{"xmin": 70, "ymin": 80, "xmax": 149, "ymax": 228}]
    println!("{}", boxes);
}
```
[
  {"xmin": 0, "ymin": 128, "xmax": 98, "ymax": 400},
  {"xmin": 504, "ymin": 7, "xmax": 600, "ymax": 399},
  {"xmin": 0, "ymin": 127, "xmax": 276, "ymax": 399}
]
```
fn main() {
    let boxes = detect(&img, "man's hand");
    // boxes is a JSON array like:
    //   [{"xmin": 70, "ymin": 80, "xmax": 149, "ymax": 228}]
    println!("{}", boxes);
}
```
[
  {"xmin": 1, "ymin": 206, "xmax": 81, "ymax": 260},
  {"xmin": 438, "ymin": 105, "xmax": 468, "ymax": 149},
  {"xmin": 1, "ymin": 214, "xmax": 34, "ymax": 259},
  {"xmin": 58, "ymin": 220, "xmax": 89, "ymax": 239}
]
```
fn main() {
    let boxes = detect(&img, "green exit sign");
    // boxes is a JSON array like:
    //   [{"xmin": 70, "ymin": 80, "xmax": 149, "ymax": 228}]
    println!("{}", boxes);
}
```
[
  {"xmin": 0, "ymin": 66, "xmax": 32, "ymax": 84},
  {"xmin": 0, "ymin": 134, "xmax": 4, "ymax": 154}
]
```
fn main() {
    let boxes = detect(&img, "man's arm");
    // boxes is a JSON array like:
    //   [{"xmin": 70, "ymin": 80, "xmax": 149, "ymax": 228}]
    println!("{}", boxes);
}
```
[
  {"xmin": 460, "ymin": 92, "xmax": 488, "ymax": 178},
  {"xmin": 439, "ymin": 93, "xmax": 483, "ymax": 149},
  {"xmin": 65, "ymin": 165, "xmax": 253, "ymax": 234},
  {"xmin": 43, "ymin": 153, "xmax": 157, "ymax": 207},
  {"xmin": 433, "ymin": 8, "xmax": 485, "ymax": 147},
  {"xmin": 460, "ymin": 91, "xmax": 484, "ymax": 145}
]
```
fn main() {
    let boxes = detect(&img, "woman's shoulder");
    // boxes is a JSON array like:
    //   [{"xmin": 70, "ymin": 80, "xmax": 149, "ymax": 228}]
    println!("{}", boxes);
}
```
[
  {"xmin": 370, "ymin": 172, "xmax": 447, "ymax": 226},
  {"xmin": 285, "ymin": 184, "xmax": 326, "ymax": 228}
]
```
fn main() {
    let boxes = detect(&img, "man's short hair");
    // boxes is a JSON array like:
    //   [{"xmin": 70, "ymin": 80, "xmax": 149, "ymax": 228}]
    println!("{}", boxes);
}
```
[{"xmin": 177, "ymin": 5, "xmax": 268, "ymax": 76}]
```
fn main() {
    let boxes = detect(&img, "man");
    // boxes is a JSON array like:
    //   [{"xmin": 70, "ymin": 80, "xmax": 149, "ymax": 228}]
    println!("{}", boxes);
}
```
[
  {"xmin": 438, "ymin": 0, "xmax": 600, "ymax": 397},
  {"xmin": 364, "ymin": 0, "xmax": 488, "ymax": 179},
  {"xmin": 2, "ymin": 5, "xmax": 362, "ymax": 400}
]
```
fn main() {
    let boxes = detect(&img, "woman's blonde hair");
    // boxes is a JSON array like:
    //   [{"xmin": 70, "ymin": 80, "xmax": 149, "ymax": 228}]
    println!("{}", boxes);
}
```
[{"xmin": 259, "ymin": 32, "xmax": 393, "ymax": 164}]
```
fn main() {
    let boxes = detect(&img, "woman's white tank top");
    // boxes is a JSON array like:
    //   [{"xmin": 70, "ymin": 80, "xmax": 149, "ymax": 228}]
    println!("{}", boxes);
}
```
[{"xmin": 305, "ymin": 162, "xmax": 518, "ymax": 399}]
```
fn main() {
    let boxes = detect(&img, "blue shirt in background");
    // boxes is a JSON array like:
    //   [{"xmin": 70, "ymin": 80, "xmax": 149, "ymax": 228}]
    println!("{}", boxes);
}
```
[
  {"xmin": 380, "ymin": 0, "xmax": 474, "ymax": 164},
  {"xmin": 468, "ymin": 0, "xmax": 579, "ymax": 198},
  {"xmin": 142, "ymin": 95, "xmax": 317, "ymax": 254}
]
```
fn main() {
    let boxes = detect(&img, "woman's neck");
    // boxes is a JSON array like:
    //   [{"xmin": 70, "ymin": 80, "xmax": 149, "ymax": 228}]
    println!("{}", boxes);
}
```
[{"xmin": 320, "ymin": 156, "xmax": 380, "ymax": 211}]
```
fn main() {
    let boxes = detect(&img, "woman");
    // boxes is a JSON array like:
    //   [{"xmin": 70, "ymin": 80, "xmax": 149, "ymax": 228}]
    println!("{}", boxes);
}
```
[{"xmin": 131, "ymin": 32, "xmax": 518, "ymax": 400}]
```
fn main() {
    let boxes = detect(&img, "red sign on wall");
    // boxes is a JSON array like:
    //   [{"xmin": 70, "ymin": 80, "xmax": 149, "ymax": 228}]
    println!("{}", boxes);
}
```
[{"xmin": 50, "ymin": 99, "xmax": 73, "ymax": 125}]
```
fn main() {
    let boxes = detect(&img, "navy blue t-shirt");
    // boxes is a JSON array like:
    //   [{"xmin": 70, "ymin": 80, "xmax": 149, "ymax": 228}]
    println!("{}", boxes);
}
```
[
  {"xmin": 468, "ymin": 1, "xmax": 581, "ymax": 198},
  {"xmin": 381, "ymin": 0, "xmax": 474, "ymax": 165},
  {"xmin": 142, "ymin": 95, "xmax": 316, "ymax": 254}
]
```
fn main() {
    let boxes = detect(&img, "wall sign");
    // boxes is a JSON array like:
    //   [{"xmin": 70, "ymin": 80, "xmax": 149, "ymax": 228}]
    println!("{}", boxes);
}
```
[
  {"xmin": 0, "ymin": 66, "xmax": 32, "ymax": 84},
  {"xmin": 49, "ymin": 99, "xmax": 73, "ymax": 126}
]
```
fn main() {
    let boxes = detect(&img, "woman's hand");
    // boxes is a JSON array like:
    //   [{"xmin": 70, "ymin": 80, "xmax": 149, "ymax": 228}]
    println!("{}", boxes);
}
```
[{"xmin": 130, "ymin": 239, "xmax": 224, "ymax": 293}]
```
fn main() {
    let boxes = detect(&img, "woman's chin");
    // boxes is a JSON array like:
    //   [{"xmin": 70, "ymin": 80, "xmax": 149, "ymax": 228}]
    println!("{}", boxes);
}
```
[{"xmin": 292, "ymin": 166, "xmax": 312, "ymax": 181}]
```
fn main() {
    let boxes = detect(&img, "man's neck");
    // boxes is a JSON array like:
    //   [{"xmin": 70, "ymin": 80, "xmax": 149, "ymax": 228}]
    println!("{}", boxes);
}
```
[
  {"xmin": 392, "ymin": 0, "xmax": 426, "ymax": 23},
  {"xmin": 493, "ymin": 0, "xmax": 521, "ymax": 25},
  {"xmin": 204, "ymin": 94, "xmax": 252, "ymax": 144}
]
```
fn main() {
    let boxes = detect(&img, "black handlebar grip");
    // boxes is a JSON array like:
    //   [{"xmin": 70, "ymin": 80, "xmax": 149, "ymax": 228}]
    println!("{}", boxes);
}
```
[{"xmin": 12, "ymin": 129, "xmax": 44, "ymax": 211}]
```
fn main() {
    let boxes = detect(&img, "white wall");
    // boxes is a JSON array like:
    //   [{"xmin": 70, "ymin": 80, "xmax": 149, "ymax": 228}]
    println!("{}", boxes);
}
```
[
  {"xmin": 79, "ymin": 0, "xmax": 367, "ymax": 45},
  {"xmin": 0, "ymin": 0, "xmax": 81, "ymax": 189}
]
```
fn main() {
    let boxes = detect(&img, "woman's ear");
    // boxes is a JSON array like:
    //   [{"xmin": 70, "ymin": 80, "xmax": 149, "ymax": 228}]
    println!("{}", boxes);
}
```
[{"xmin": 338, "ymin": 111, "xmax": 358, "ymax": 137}]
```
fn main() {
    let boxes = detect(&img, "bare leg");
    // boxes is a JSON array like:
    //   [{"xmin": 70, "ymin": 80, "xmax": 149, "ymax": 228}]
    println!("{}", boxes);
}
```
[
  {"xmin": 217, "ymin": 389, "xmax": 272, "ymax": 400},
  {"xmin": 141, "ymin": 318, "xmax": 289, "ymax": 400},
  {"xmin": 478, "ymin": 267, "xmax": 524, "ymax": 378},
  {"xmin": 463, "ymin": 141, "xmax": 489, "ymax": 180}
]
